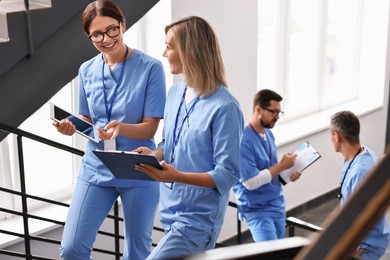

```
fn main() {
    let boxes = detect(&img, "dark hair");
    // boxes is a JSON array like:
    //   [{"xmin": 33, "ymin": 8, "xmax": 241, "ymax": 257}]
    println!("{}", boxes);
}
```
[
  {"xmin": 253, "ymin": 89, "xmax": 283, "ymax": 111},
  {"xmin": 330, "ymin": 111, "xmax": 360, "ymax": 144},
  {"xmin": 81, "ymin": 0, "xmax": 125, "ymax": 35}
]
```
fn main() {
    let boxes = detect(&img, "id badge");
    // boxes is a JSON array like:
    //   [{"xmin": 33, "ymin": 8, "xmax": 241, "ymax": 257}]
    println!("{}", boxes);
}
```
[
  {"xmin": 104, "ymin": 139, "xmax": 116, "ymax": 151},
  {"xmin": 164, "ymin": 182, "xmax": 173, "ymax": 189}
]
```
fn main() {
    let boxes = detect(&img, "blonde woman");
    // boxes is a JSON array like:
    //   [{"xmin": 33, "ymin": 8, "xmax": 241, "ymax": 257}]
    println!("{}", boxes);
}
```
[{"xmin": 135, "ymin": 16, "xmax": 244, "ymax": 259}]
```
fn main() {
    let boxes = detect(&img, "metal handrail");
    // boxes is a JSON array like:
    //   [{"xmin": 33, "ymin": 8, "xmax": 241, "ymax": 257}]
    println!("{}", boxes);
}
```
[
  {"xmin": 23, "ymin": 0, "xmax": 34, "ymax": 57},
  {"xmin": 286, "ymin": 216, "xmax": 323, "ymax": 237},
  {"xmin": 0, "ymin": 121, "xmax": 322, "ymax": 259},
  {"xmin": 0, "ymin": 121, "xmax": 122, "ymax": 259},
  {"xmin": 227, "ymin": 198, "xmax": 323, "ymax": 244},
  {"xmin": 0, "ymin": 121, "xmax": 83, "ymax": 156}
]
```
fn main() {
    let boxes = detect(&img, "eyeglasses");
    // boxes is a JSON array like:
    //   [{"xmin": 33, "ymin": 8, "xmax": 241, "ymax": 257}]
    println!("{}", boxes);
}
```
[
  {"xmin": 88, "ymin": 24, "xmax": 121, "ymax": 43},
  {"xmin": 263, "ymin": 107, "xmax": 284, "ymax": 118}
]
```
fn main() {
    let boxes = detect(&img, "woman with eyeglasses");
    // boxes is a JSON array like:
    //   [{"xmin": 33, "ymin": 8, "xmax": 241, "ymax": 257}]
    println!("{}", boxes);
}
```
[
  {"xmin": 134, "ymin": 16, "xmax": 244, "ymax": 259},
  {"xmin": 55, "ymin": 1, "xmax": 166, "ymax": 259}
]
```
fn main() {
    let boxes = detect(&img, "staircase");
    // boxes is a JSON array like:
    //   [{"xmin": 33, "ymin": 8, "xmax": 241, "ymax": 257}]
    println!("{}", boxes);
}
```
[
  {"xmin": 0, "ymin": 0, "xmax": 52, "ymax": 43},
  {"xmin": 0, "ymin": 0, "xmax": 159, "ymax": 141}
]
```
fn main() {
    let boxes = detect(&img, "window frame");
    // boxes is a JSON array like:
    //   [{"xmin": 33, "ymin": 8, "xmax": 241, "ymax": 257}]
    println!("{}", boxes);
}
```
[{"xmin": 257, "ymin": 0, "xmax": 388, "ymax": 145}]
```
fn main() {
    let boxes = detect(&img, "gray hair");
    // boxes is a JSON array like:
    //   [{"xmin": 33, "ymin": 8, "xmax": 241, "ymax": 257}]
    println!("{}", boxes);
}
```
[{"xmin": 330, "ymin": 111, "xmax": 360, "ymax": 144}]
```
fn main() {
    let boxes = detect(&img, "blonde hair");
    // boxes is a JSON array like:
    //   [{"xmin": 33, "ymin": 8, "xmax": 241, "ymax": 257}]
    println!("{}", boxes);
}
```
[{"xmin": 165, "ymin": 16, "xmax": 227, "ymax": 96}]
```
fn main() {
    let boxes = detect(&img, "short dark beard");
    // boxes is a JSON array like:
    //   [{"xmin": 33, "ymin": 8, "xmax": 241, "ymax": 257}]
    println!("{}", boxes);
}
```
[{"xmin": 260, "ymin": 118, "xmax": 275, "ymax": 129}]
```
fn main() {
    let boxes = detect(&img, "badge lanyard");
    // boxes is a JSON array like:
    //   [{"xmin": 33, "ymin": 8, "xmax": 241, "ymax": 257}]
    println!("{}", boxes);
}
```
[
  {"xmin": 336, "ymin": 147, "xmax": 362, "ymax": 200},
  {"xmin": 102, "ymin": 45, "xmax": 129, "ymax": 122},
  {"xmin": 249, "ymin": 123, "xmax": 273, "ymax": 162},
  {"xmin": 170, "ymin": 87, "xmax": 200, "ymax": 163}
]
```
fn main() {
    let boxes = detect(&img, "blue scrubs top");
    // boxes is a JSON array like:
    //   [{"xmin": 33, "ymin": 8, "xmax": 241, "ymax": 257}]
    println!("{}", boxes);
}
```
[
  {"xmin": 340, "ymin": 147, "xmax": 390, "ymax": 253},
  {"xmin": 157, "ymin": 82, "xmax": 244, "ymax": 247},
  {"xmin": 77, "ymin": 49, "xmax": 166, "ymax": 187},
  {"xmin": 232, "ymin": 126, "xmax": 285, "ymax": 220}
]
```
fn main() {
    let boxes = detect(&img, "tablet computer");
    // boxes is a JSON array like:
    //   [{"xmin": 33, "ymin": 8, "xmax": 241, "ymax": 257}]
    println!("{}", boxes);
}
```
[
  {"xmin": 93, "ymin": 150, "xmax": 162, "ymax": 181},
  {"xmin": 50, "ymin": 102, "xmax": 99, "ymax": 143}
]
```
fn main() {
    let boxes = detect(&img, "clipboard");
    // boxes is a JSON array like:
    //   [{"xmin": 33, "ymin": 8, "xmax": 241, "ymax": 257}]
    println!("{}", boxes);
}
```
[
  {"xmin": 279, "ymin": 141, "xmax": 321, "ymax": 185},
  {"xmin": 93, "ymin": 150, "xmax": 162, "ymax": 181}
]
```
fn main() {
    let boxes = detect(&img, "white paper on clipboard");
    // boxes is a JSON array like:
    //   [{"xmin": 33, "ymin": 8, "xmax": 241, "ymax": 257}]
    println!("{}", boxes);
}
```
[{"xmin": 279, "ymin": 141, "xmax": 321, "ymax": 185}]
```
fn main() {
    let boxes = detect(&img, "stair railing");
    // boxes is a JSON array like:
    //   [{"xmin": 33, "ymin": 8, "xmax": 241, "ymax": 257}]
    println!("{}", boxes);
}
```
[{"xmin": 0, "ymin": 121, "xmax": 323, "ymax": 259}]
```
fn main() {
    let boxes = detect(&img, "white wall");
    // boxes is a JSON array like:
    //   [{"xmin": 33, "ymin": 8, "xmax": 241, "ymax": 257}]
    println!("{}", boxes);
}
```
[
  {"xmin": 171, "ymin": 0, "xmax": 258, "ymax": 120},
  {"xmin": 170, "ymin": 0, "xmax": 390, "ymax": 241}
]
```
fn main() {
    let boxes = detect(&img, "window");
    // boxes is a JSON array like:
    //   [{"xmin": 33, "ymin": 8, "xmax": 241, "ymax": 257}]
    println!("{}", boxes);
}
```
[
  {"xmin": 0, "ymin": 82, "xmax": 80, "ymax": 222},
  {"xmin": 258, "ymin": 0, "xmax": 389, "ymax": 121},
  {"xmin": 14, "ymin": 82, "xmax": 81, "ymax": 210}
]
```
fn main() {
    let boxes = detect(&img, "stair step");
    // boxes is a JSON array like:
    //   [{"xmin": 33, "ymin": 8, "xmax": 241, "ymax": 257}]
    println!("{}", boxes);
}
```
[
  {"xmin": 0, "ymin": 37, "xmax": 10, "ymax": 43},
  {"xmin": 0, "ymin": 0, "xmax": 51, "ymax": 43},
  {"xmin": 0, "ymin": 13, "xmax": 8, "ymax": 41},
  {"xmin": 0, "ymin": 0, "xmax": 51, "ymax": 14}
]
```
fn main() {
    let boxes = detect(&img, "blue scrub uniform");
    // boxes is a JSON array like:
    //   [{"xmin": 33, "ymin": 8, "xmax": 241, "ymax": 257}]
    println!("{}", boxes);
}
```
[
  {"xmin": 340, "ymin": 147, "xmax": 390, "ymax": 260},
  {"xmin": 60, "ymin": 49, "xmax": 166, "ymax": 260},
  {"xmin": 232, "ymin": 126, "xmax": 286, "ymax": 242},
  {"xmin": 147, "ymin": 83, "xmax": 244, "ymax": 259}
]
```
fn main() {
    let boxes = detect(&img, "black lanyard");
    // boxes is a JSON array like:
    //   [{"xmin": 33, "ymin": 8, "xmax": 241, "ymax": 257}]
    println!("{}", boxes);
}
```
[
  {"xmin": 248, "ymin": 123, "xmax": 272, "ymax": 162},
  {"xmin": 336, "ymin": 147, "xmax": 362, "ymax": 200}
]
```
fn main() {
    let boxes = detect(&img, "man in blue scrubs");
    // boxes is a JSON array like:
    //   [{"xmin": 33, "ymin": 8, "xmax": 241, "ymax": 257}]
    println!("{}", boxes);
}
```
[
  {"xmin": 330, "ymin": 110, "xmax": 390, "ymax": 259},
  {"xmin": 233, "ymin": 89, "xmax": 301, "ymax": 242}
]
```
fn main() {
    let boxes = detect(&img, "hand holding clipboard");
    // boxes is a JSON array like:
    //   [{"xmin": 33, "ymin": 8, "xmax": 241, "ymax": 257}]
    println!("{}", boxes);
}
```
[{"xmin": 279, "ymin": 142, "xmax": 321, "ymax": 185}]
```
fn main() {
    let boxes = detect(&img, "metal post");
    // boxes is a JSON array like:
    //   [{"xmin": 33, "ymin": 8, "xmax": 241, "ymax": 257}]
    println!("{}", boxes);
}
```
[
  {"xmin": 17, "ymin": 135, "xmax": 32, "ymax": 259},
  {"xmin": 237, "ymin": 212, "xmax": 242, "ymax": 244},
  {"xmin": 288, "ymin": 224, "xmax": 295, "ymax": 237},
  {"xmin": 114, "ymin": 201, "xmax": 120, "ymax": 260},
  {"xmin": 23, "ymin": 0, "xmax": 34, "ymax": 57}
]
